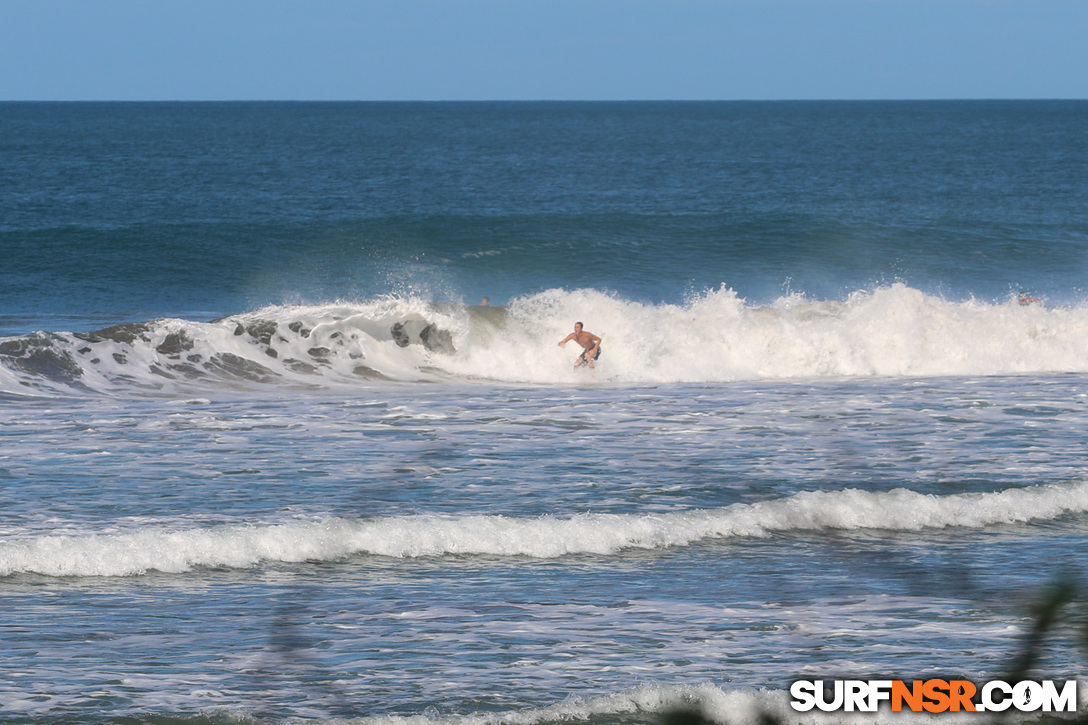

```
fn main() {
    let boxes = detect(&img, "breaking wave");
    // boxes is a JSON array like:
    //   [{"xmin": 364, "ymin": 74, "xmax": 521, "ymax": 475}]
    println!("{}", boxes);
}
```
[
  {"xmin": 2, "ymin": 284, "xmax": 1088, "ymax": 395},
  {"xmin": 4, "ymin": 479, "xmax": 1087, "ymax": 578},
  {"xmin": 349, "ymin": 681, "xmax": 1048, "ymax": 725}
]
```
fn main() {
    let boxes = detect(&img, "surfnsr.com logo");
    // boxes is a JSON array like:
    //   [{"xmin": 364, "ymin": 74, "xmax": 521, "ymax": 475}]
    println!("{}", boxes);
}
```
[{"xmin": 790, "ymin": 679, "xmax": 1078, "ymax": 713}]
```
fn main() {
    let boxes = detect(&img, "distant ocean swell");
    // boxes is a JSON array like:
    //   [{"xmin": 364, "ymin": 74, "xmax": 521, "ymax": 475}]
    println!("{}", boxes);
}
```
[
  {"xmin": 4, "ymin": 480, "xmax": 1086, "ymax": 578},
  {"xmin": 2, "ymin": 284, "xmax": 1087, "ymax": 394}
]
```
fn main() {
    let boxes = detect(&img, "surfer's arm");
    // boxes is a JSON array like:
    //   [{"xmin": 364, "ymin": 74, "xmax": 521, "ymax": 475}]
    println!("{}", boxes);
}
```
[{"xmin": 558, "ymin": 333, "xmax": 576, "ymax": 347}]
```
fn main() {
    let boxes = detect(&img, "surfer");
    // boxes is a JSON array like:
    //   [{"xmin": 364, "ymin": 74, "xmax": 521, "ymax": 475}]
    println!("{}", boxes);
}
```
[
  {"xmin": 558, "ymin": 322, "xmax": 602, "ymax": 369},
  {"xmin": 1018, "ymin": 293, "xmax": 1042, "ymax": 306}
]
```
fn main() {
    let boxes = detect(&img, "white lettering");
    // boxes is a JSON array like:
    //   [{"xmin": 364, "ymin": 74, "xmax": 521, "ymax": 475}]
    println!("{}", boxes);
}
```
[
  {"xmin": 981, "ymin": 681, "xmax": 1012, "ymax": 712},
  {"xmin": 816, "ymin": 680, "xmax": 844, "ymax": 712},
  {"xmin": 790, "ymin": 678, "xmax": 1076, "ymax": 713},
  {"xmin": 1013, "ymin": 681, "xmax": 1043, "ymax": 712},
  {"xmin": 867, "ymin": 680, "xmax": 893, "ymax": 711},
  {"xmin": 844, "ymin": 680, "xmax": 868, "ymax": 712},
  {"xmin": 1041, "ymin": 680, "xmax": 1077, "ymax": 713},
  {"xmin": 789, "ymin": 680, "xmax": 816, "ymax": 712}
]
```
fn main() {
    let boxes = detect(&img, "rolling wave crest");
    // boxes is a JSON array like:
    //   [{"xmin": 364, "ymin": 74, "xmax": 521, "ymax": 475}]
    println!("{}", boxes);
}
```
[
  {"xmin": 4, "ymin": 480, "xmax": 1086, "ymax": 578},
  {"xmin": 2, "ymin": 284, "xmax": 1088, "ymax": 394}
]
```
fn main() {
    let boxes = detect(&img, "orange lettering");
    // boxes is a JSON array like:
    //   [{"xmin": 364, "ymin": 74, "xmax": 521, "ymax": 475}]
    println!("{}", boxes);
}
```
[
  {"xmin": 892, "ymin": 680, "xmax": 923, "ymax": 712},
  {"xmin": 922, "ymin": 679, "xmax": 950, "ymax": 713},
  {"xmin": 949, "ymin": 680, "xmax": 977, "ymax": 712}
]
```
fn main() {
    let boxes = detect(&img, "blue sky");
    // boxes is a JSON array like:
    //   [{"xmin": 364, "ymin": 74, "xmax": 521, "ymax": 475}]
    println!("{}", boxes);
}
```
[{"xmin": 2, "ymin": 0, "xmax": 1085, "ymax": 101}]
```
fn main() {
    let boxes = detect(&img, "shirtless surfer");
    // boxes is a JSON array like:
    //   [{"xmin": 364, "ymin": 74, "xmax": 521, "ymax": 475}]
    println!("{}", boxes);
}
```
[{"xmin": 558, "ymin": 322, "xmax": 602, "ymax": 369}]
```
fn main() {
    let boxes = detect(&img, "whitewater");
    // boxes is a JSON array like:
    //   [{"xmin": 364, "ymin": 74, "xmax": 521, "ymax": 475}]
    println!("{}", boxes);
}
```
[
  {"xmin": 3, "ymin": 284, "xmax": 1088, "ymax": 396},
  {"xmin": 5, "ymin": 288, "xmax": 1088, "ymax": 723},
  {"xmin": 4, "ymin": 479, "xmax": 1088, "ymax": 578},
  {"xmin": 4, "ymin": 100, "xmax": 1088, "ymax": 725}
]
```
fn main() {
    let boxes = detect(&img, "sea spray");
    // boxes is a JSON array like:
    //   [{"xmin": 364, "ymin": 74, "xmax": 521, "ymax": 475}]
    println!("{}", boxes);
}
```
[{"xmin": 3, "ymin": 284, "xmax": 1088, "ymax": 395}]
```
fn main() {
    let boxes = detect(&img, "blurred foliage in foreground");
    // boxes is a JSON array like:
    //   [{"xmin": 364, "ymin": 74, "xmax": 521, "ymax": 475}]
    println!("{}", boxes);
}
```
[{"xmin": 663, "ymin": 577, "xmax": 1088, "ymax": 725}]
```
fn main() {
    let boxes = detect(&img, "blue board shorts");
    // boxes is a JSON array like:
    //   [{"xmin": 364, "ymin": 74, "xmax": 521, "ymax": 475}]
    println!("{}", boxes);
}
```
[{"xmin": 579, "ymin": 346, "xmax": 601, "ymax": 362}]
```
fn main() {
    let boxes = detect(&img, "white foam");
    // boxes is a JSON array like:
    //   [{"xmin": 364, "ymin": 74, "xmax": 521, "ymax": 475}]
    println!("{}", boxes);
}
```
[
  {"xmin": 6, "ymin": 284, "xmax": 1088, "ymax": 394},
  {"xmin": 3, "ymin": 479, "xmax": 1086, "ymax": 578},
  {"xmin": 463, "ymin": 284, "xmax": 1088, "ymax": 383},
  {"xmin": 347, "ymin": 680, "xmax": 1082, "ymax": 725}
]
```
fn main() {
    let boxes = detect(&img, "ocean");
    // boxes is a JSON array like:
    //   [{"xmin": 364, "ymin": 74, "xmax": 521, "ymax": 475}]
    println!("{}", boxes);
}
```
[{"xmin": 1, "ymin": 101, "xmax": 1087, "ymax": 724}]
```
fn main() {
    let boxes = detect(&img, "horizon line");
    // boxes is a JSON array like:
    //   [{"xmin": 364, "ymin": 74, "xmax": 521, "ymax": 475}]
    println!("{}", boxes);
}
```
[{"xmin": 2, "ymin": 97, "xmax": 1086, "ymax": 104}]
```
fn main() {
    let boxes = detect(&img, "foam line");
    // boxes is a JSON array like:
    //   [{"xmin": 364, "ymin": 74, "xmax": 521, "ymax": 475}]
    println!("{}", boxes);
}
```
[{"xmin": 3, "ymin": 480, "xmax": 1086, "ymax": 578}]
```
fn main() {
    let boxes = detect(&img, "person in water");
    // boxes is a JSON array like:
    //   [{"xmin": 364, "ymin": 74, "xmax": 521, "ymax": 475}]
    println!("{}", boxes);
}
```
[{"xmin": 558, "ymin": 322, "xmax": 602, "ymax": 369}]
